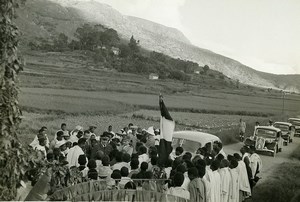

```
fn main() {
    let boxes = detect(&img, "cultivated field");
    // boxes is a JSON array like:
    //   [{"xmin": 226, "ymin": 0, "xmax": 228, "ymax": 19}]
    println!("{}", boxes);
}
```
[
  {"xmin": 19, "ymin": 87, "xmax": 300, "ymax": 116},
  {"xmin": 17, "ymin": 50, "xmax": 300, "ymax": 146}
]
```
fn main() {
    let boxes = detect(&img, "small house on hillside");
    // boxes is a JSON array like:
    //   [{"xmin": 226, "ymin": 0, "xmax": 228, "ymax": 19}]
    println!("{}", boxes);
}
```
[
  {"xmin": 194, "ymin": 70, "xmax": 200, "ymax": 74},
  {"xmin": 149, "ymin": 73, "xmax": 159, "ymax": 80},
  {"xmin": 111, "ymin": 47, "xmax": 120, "ymax": 55}
]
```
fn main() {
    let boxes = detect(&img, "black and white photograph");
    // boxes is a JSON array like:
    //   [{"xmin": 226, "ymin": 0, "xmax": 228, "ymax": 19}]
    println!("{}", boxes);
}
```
[{"xmin": 0, "ymin": 0, "xmax": 300, "ymax": 201}]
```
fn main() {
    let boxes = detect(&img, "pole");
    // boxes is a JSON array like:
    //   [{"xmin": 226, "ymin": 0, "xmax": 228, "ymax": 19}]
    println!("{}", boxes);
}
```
[{"xmin": 282, "ymin": 91, "xmax": 285, "ymax": 115}]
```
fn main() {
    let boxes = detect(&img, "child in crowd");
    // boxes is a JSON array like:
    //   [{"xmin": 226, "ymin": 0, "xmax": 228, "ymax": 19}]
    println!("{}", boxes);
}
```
[
  {"xmin": 119, "ymin": 167, "xmax": 132, "ymax": 189},
  {"xmin": 87, "ymin": 159, "xmax": 98, "ymax": 180},
  {"xmin": 78, "ymin": 154, "xmax": 88, "ymax": 178},
  {"xmin": 98, "ymin": 155, "xmax": 112, "ymax": 179}
]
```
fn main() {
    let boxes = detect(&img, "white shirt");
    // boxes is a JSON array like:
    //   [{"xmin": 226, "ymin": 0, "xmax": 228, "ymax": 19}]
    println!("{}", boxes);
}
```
[
  {"xmin": 229, "ymin": 168, "xmax": 239, "ymax": 202},
  {"xmin": 181, "ymin": 172, "xmax": 190, "ymax": 190},
  {"xmin": 66, "ymin": 145, "xmax": 85, "ymax": 168},
  {"xmin": 166, "ymin": 186, "xmax": 190, "ymax": 200},
  {"xmin": 236, "ymin": 161, "xmax": 251, "ymax": 195},
  {"xmin": 249, "ymin": 153, "xmax": 262, "ymax": 178},
  {"xmin": 138, "ymin": 153, "xmax": 150, "ymax": 166},
  {"xmin": 219, "ymin": 167, "xmax": 231, "ymax": 202}
]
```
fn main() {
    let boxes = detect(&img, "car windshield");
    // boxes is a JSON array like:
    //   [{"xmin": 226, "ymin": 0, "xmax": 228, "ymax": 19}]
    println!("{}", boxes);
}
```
[
  {"xmin": 288, "ymin": 119, "xmax": 300, "ymax": 126},
  {"xmin": 256, "ymin": 129, "xmax": 277, "ymax": 138},
  {"xmin": 273, "ymin": 124, "xmax": 289, "ymax": 131},
  {"xmin": 172, "ymin": 138, "xmax": 202, "ymax": 153}
]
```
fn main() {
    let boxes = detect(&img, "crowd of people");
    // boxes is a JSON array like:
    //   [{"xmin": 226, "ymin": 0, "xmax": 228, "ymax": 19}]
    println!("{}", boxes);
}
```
[{"xmin": 29, "ymin": 122, "xmax": 262, "ymax": 202}]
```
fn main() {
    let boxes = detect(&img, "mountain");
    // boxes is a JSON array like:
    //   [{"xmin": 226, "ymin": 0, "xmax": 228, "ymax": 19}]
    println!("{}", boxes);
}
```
[{"xmin": 16, "ymin": 0, "xmax": 300, "ymax": 92}]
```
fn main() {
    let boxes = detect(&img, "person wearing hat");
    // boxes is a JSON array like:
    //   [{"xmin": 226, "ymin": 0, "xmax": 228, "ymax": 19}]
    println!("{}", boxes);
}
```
[
  {"xmin": 120, "ymin": 136, "xmax": 133, "ymax": 156},
  {"xmin": 145, "ymin": 127, "xmax": 156, "ymax": 148},
  {"xmin": 99, "ymin": 132, "xmax": 113, "ymax": 156}
]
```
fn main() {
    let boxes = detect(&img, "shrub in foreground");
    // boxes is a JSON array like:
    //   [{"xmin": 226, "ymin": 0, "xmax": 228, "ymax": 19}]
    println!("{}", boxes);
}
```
[{"xmin": 253, "ymin": 162, "xmax": 300, "ymax": 202}]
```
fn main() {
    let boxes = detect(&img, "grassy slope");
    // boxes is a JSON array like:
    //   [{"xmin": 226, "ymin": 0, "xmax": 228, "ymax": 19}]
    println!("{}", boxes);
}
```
[{"xmin": 253, "ymin": 145, "xmax": 300, "ymax": 202}]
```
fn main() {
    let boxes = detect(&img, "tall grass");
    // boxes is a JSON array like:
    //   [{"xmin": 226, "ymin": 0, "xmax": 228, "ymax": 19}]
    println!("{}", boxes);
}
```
[
  {"xmin": 252, "ymin": 162, "xmax": 300, "ymax": 202},
  {"xmin": 253, "ymin": 144, "xmax": 300, "ymax": 202}
]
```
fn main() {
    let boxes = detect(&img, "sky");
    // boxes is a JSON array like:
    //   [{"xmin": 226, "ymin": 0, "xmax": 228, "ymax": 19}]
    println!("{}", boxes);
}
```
[{"xmin": 63, "ymin": 0, "xmax": 300, "ymax": 75}]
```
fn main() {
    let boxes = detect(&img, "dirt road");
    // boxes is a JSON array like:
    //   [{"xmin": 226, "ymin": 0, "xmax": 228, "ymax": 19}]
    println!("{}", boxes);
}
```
[{"xmin": 223, "ymin": 137, "xmax": 300, "ymax": 183}]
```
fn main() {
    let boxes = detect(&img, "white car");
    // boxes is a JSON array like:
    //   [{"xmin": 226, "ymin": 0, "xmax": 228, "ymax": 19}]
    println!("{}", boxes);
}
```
[
  {"xmin": 288, "ymin": 118, "xmax": 300, "ymax": 137},
  {"xmin": 171, "ymin": 130, "xmax": 222, "ymax": 156}
]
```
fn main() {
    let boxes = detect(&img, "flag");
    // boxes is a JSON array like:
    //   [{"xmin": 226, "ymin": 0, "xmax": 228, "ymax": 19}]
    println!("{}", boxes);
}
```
[{"xmin": 158, "ymin": 95, "xmax": 175, "ymax": 166}]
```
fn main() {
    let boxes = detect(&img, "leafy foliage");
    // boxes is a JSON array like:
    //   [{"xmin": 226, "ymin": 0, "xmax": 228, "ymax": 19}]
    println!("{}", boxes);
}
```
[{"xmin": 0, "ymin": 0, "xmax": 27, "ymax": 200}]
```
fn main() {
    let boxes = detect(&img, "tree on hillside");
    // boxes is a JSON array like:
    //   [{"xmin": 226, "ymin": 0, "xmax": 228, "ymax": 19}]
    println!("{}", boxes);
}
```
[
  {"xmin": 119, "ymin": 44, "xmax": 131, "ymax": 58},
  {"xmin": 74, "ymin": 24, "xmax": 96, "ymax": 50},
  {"xmin": 203, "ymin": 65, "xmax": 210, "ymax": 74},
  {"xmin": 54, "ymin": 33, "xmax": 68, "ymax": 51},
  {"xmin": 0, "ymin": 0, "xmax": 27, "ymax": 200},
  {"xmin": 101, "ymin": 28, "xmax": 120, "ymax": 48},
  {"xmin": 128, "ymin": 35, "xmax": 139, "ymax": 53}
]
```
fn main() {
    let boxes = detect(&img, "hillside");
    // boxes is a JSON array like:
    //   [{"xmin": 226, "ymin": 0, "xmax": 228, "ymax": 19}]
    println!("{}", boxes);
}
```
[
  {"xmin": 65, "ymin": 0, "xmax": 300, "ymax": 92},
  {"xmin": 15, "ymin": 0, "xmax": 300, "ymax": 92}
]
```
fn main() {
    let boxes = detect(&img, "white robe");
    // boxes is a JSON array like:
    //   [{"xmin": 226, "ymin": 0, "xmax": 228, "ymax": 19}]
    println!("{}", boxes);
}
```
[
  {"xmin": 236, "ymin": 161, "xmax": 251, "ymax": 195},
  {"xmin": 210, "ymin": 170, "xmax": 221, "ymax": 202},
  {"xmin": 219, "ymin": 168, "xmax": 231, "ymax": 202},
  {"xmin": 249, "ymin": 153, "xmax": 262, "ymax": 177},
  {"xmin": 30, "ymin": 134, "xmax": 50, "ymax": 148},
  {"xmin": 181, "ymin": 172, "xmax": 191, "ymax": 190},
  {"xmin": 66, "ymin": 145, "xmax": 85, "ymax": 167},
  {"xmin": 229, "ymin": 168, "xmax": 239, "ymax": 202},
  {"xmin": 204, "ymin": 166, "xmax": 213, "ymax": 202}
]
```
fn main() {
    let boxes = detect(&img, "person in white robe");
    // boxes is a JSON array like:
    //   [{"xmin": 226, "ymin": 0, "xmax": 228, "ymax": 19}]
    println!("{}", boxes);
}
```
[
  {"xmin": 228, "ymin": 159, "xmax": 239, "ymax": 202},
  {"xmin": 167, "ymin": 172, "xmax": 190, "ymax": 200},
  {"xmin": 49, "ymin": 131, "xmax": 66, "ymax": 151},
  {"xmin": 67, "ymin": 138, "xmax": 86, "ymax": 167},
  {"xmin": 54, "ymin": 123, "xmax": 69, "ymax": 140},
  {"xmin": 69, "ymin": 125, "xmax": 83, "ymax": 143},
  {"xmin": 210, "ymin": 160, "xmax": 221, "ymax": 202},
  {"xmin": 249, "ymin": 146, "xmax": 262, "ymax": 179},
  {"xmin": 234, "ymin": 153, "xmax": 251, "ymax": 202},
  {"xmin": 30, "ymin": 128, "xmax": 49, "ymax": 149},
  {"xmin": 204, "ymin": 156, "xmax": 214, "ymax": 202},
  {"xmin": 219, "ymin": 159, "xmax": 231, "ymax": 202}
]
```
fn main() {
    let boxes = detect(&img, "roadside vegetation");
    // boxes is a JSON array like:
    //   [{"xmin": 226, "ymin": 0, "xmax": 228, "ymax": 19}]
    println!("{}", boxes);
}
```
[{"xmin": 253, "ymin": 145, "xmax": 300, "ymax": 202}]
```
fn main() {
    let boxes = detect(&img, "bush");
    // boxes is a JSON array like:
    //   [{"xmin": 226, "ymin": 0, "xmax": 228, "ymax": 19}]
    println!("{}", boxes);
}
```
[
  {"xmin": 209, "ymin": 73, "xmax": 215, "ymax": 78},
  {"xmin": 253, "ymin": 162, "xmax": 300, "ymax": 202}
]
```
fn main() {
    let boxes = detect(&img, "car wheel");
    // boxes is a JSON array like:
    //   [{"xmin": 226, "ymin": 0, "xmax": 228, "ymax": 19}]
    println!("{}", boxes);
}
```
[
  {"xmin": 290, "ymin": 138, "xmax": 293, "ymax": 143},
  {"xmin": 279, "ymin": 146, "xmax": 282, "ymax": 152}
]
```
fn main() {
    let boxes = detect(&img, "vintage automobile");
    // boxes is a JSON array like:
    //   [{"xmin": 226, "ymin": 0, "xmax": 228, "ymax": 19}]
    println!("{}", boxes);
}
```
[
  {"xmin": 288, "ymin": 118, "xmax": 300, "ymax": 137},
  {"xmin": 273, "ymin": 122, "xmax": 295, "ymax": 144},
  {"xmin": 245, "ymin": 126, "xmax": 283, "ymax": 157},
  {"xmin": 171, "ymin": 130, "xmax": 223, "ymax": 156}
]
